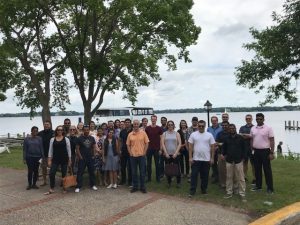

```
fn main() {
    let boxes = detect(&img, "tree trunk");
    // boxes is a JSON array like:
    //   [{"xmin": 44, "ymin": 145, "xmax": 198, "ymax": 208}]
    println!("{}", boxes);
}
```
[
  {"xmin": 41, "ymin": 104, "xmax": 52, "ymax": 125},
  {"xmin": 83, "ymin": 102, "xmax": 92, "ymax": 125}
]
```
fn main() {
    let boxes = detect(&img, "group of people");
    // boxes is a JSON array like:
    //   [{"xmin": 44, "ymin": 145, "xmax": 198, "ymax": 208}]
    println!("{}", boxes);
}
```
[{"xmin": 22, "ymin": 112, "xmax": 275, "ymax": 200}]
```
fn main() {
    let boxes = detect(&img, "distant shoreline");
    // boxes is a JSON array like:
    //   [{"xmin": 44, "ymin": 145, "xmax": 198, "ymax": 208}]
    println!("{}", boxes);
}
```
[{"xmin": 0, "ymin": 106, "xmax": 299, "ymax": 117}]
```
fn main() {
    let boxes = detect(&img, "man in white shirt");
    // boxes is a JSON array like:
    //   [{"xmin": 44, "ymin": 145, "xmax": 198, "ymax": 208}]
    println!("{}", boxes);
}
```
[{"xmin": 188, "ymin": 120, "xmax": 215, "ymax": 196}]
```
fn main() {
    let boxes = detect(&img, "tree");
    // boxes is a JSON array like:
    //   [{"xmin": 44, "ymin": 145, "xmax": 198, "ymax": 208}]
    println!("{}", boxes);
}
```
[
  {"xmin": 40, "ymin": 0, "xmax": 200, "ymax": 123},
  {"xmin": 0, "ymin": 0, "xmax": 70, "ymax": 122},
  {"xmin": 235, "ymin": 0, "xmax": 300, "ymax": 105}
]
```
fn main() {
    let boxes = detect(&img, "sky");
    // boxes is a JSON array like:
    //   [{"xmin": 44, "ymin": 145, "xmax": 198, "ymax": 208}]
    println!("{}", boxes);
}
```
[{"xmin": 1, "ymin": 0, "xmax": 297, "ymax": 113}]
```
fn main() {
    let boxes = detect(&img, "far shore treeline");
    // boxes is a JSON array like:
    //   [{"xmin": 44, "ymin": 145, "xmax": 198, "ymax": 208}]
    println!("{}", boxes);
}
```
[{"xmin": 0, "ymin": 106, "xmax": 299, "ymax": 118}]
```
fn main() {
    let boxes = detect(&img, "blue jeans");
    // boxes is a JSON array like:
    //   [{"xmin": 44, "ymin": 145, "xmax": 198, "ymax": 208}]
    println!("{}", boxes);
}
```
[
  {"xmin": 26, "ymin": 157, "xmax": 40, "ymax": 186},
  {"xmin": 76, "ymin": 157, "xmax": 96, "ymax": 189},
  {"xmin": 49, "ymin": 162, "xmax": 68, "ymax": 189},
  {"xmin": 190, "ymin": 161, "xmax": 210, "ymax": 194},
  {"xmin": 130, "ymin": 156, "xmax": 146, "ymax": 190},
  {"xmin": 146, "ymin": 148, "xmax": 160, "ymax": 182}
]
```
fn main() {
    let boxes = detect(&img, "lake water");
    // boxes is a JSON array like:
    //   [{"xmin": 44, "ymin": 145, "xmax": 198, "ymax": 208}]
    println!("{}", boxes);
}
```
[{"xmin": 0, "ymin": 111, "xmax": 299, "ymax": 153}]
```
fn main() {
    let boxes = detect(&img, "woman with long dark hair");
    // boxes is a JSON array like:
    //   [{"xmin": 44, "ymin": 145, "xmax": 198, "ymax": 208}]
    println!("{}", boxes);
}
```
[
  {"xmin": 68, "ymin": 125, "xmax": 78, "ymax": 171},
  {"xmin": 23, "ymin": 126, "xmax": 44, "ymax": 190},
  {"xmin": 161, "ymin": 120, "xmax": 182, "ymax": 188},
  {"xmin": 103, "ymin": 129, "xmax": 120, "ymax": 189},
  {"xmin": 178, "ymin": 120, "xmax": 190, "ymax": 177},
  {"xmin": 45, "ymin": 125, "xmax": 71, "ymax": 194}
]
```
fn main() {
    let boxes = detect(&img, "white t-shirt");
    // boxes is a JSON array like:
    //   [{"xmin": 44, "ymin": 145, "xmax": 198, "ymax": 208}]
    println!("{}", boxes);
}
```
[{"xmin": 188, "ymin": 131, "xmax": 215, "ymax": 161}]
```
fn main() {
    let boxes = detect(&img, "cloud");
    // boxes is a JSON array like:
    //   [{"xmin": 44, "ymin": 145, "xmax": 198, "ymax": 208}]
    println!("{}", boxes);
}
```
[{"xmin": 0, "ymin": 0, "xmax": 293, "ymax": 114}]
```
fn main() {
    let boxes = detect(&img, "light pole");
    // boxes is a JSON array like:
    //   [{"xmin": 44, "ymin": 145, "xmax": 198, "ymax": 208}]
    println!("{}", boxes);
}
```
[{"xmin": 204, "ymin": 100, "xmax": 212, "ymax": 127}]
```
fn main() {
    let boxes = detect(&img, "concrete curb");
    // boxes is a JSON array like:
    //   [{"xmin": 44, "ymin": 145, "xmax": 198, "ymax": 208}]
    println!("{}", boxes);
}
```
[{"xmin": 249, "ymin": 202, "xmax": 300, "ymax": 225}]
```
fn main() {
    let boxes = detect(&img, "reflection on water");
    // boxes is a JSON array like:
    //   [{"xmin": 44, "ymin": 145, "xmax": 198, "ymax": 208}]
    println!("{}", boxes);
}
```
[{"xmin": 0, "ymin": 111, "xmax": 299, "ymax": 153}]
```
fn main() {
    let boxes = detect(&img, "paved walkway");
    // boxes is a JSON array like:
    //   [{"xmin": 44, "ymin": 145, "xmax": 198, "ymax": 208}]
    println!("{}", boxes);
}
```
[{"xmin": 0, "ymin": 168, "xmax": 252, "ymax": 225}]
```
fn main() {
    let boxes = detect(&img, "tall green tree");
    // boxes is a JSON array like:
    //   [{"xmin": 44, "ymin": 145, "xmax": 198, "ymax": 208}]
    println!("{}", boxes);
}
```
[
  {"xmin": 0, "ymin": 0, "xmax": 69, "ymax": 122},
  {"xmin": 40, "ymin": 0, "xmax": 200, "ymax": 123},
  {"xmin": 235, "ymin": 0, "xmax": 300, "ymax": 105}
]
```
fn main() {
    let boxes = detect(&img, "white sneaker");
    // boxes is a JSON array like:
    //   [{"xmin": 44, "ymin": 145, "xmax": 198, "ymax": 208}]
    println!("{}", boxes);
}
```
[
  {"xmin": 107, "ymin": 184, "xmax": 113, "ymax": 189},
  {"xmin": 112, "ymin": 184, "xmax": 117, "ymax": 189},
  {"xmin": 75, "ymin": 188, "xmax": 80, "ymax": 193},
  {"xmin": 92, "ymin": 186, "xmax": 98, "ymax": 191}
]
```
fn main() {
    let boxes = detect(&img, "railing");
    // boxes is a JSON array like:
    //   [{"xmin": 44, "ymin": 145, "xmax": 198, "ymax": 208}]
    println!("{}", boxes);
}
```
[
  {"xmin": 0, "ymin": 133, "xmax": 26, "ymax": 139},
  {"xmin": 285, "ymin": 121, "xmax": 300, "ymax": 130},
  {"xmin": 0, "ymin": 135, "xmax": 24, "ymax": 148}
]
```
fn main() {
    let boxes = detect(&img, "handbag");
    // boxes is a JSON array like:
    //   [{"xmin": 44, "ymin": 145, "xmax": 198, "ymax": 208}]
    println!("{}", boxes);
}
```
[
  {"xmin": 63, "ymin": 167, "xmax": 77, "ymax": 189},
  {"xmin": 165, "ymin": 163, "xmax": 180, "ymax": 177}
]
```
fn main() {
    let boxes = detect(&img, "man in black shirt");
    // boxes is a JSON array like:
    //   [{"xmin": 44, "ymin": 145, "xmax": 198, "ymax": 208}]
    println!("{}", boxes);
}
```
[
  {"xmin": 75, "ymin": 125, "xmax": 98, "ymax": 193},
  {"xmin": 119, "ymin": 118, "xmax": 133, "ymax": 186},
  {"xmin": 38, "ymin": 120, "xmax": 54, "ymax": 186},
  {"xmin": 222, "ymin": 124, "xmax": 246, "ymax": 200}
]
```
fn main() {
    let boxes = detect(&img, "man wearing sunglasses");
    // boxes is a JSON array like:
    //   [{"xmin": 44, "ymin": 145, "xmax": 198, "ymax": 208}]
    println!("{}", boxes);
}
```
[
  {"xmin": 188, "ymin": 120, "xmax": 215, "ymax": 196},
  {"xmin": 250, "ymin": 113, "xmax": 275, "ymax": 194},
  {"xmin": 239, "ymin": 114, "xmax": 255, "ymax": 185}
]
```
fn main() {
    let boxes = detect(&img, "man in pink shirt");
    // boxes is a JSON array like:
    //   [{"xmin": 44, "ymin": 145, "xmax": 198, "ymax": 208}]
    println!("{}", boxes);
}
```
[{"xmin": 250, "ymin": 113, "xmax": 275, "ymax": 194}]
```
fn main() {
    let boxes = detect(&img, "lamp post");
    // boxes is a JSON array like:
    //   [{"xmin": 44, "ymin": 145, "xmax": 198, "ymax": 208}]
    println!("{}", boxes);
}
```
[{"xmin": 204, "ymin": 100, "xmax": 212, "ymax": 127}]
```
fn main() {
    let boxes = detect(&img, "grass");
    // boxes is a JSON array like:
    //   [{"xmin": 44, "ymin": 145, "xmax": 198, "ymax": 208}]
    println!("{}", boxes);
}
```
[
  {"xmin": 147, "ymin": 158, "xmax": 300, "ymax": 217},
  {"xmin": 0, "ymin": 147, "xmax": 25, "ymax": 169},
  {"xmin": 1, "ymin": 147, "xmax": 300, "ymax": 217}
]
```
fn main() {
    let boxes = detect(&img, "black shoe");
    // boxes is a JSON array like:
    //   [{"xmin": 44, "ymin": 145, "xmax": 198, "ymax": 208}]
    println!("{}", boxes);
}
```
[
  {"xmin": 130, "ymin": 188, "xmax": 138, "ymax": 193},
  {"xmin": 31, "ymin": 184, "xmax": 39, "ymax": 189},
  {"xmin": 251, "ymin": 187, "xmax": 262, "ymax": 192},
  {"xmin": 267, "ymin": 189, "xmax": 274, "ymax": 194},
  {"xmin": 140, "ymin": 188, "xmax": 147, "ymax": 194},
  {"xmin": 26, "ymin": 185, "xmax": 31, "ymax": 190},
  {"xmin": 201, "ymin": 190, "xmax": 207, "ymax": 195},
  {"xmin": 189, "ymin": 192, "xmax": 195, "ymax": 198}
]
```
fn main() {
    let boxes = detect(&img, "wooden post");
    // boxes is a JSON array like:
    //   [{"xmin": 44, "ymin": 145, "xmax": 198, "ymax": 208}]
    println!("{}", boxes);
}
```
[
  {"xmin": 293, "ymin": 120, "xmax": 295, "ymax": 129},
  {"xmin": 285, "ymin": 121, "xmax": 287, "ymax": 129}
]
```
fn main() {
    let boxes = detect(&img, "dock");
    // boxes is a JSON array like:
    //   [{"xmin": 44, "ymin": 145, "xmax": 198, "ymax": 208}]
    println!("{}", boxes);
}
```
[
  {"xmin": 0, "ymin": 133, "xmax": 25, "ymax": 148},
  {"xmin": 285, "ymin": 121, "xmax": 300, "ymax": 130}
]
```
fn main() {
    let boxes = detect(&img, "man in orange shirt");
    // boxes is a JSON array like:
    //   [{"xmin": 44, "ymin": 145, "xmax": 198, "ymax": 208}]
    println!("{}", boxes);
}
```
[{"xmin": 127, "ymin": 119, "xmax": 149, "ymax": 193}]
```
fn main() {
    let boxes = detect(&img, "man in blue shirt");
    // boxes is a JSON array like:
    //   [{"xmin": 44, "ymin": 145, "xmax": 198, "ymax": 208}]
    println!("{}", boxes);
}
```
[
  {"xmin": 207, "ymin": 116, "xmax": 222, "ymax": 184},
  {"xmin": 239, "ymin": 114, "xmax": 255, "ymax": 185}
]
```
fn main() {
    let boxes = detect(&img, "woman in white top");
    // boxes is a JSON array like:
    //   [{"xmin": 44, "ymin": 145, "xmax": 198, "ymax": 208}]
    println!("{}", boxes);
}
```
[{"xmin": 161, "ymin": 120, "xmax": 182, "ymax": 188}]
